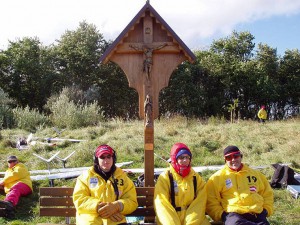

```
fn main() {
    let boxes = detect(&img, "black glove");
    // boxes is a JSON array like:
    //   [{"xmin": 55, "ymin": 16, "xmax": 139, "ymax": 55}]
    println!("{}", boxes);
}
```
[
  {"xmin": 259, "ymin": 208, "xmax": 268, "ymax": 217},
  {"xmin": 221, "ymin": 211, "xmax": 228, "ymax": 222}
]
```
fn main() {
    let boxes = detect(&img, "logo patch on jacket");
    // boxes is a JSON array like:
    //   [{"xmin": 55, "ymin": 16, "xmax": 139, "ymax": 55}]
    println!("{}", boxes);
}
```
[
  {"xmin": 89, "ymin": 177, "xmax": 98, "ymax": 188},
  {"xmin": 249, "ymin": 186, "xmax": 257, "ymax": 192},
  {"xmin": 225, "ymin": 179, "xmax": 232, "ymax": 189}
]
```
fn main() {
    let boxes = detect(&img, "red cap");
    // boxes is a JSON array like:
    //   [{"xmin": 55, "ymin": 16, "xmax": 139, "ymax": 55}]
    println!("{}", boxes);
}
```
[{"xmin": 95, "ymin": 145, "xmax": 114, "ymax": 158}]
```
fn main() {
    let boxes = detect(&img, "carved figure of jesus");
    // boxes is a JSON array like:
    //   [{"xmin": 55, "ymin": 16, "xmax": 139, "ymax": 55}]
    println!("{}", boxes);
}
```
[{"xmin": 130, "ymin": 43, "xmax": 167, "ymax": 81}]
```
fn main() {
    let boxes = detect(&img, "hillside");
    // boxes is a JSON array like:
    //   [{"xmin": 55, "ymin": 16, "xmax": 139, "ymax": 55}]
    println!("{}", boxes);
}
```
[{"xmin": 0, "ymin": 117, "xmax": 299, "ymax": 224}]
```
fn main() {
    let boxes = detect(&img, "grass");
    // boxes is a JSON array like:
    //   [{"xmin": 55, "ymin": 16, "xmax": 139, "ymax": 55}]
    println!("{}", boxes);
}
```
[{"xmin": 0, "ymin": 117, "xmax": 300, "ymax": 224}]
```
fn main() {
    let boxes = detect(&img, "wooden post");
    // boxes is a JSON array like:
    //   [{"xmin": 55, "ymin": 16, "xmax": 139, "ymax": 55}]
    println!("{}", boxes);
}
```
[{"xmin": 144, "ymin": 94, "xmax": 154, "ymax": 186}]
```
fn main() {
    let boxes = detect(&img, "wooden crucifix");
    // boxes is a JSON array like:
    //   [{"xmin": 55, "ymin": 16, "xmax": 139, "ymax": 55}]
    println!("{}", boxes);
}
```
[{"xmin": 99, "ymin": 2, "xmax": 195, "ymax": 187}]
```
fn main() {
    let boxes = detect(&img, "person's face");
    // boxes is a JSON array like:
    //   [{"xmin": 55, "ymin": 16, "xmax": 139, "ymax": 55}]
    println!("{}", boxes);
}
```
[
  {"xmin": 98, "ymin": 154, "xmax": 113, "ymax": 172},
  {"xmin": 177, "ymin": 154, "xmax": 191, "ymax": 166},
  {"xmin": 225, "ymin": 153, "xmax": 242, "ymax": 170},
  {"xmin": 8, "ymin": 160, "xmax": 18, "ymax": 168}
]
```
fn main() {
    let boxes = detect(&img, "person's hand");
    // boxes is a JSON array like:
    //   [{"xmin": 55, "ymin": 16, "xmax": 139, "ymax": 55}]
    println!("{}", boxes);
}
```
[
  {"xmin": 262, "ymin": 208, "xmax": 268, "ymax": 216},
  {"xmin": 97, "ymin": 201, "xmax": 121, "ymax": 218},
  {"xmin": 221, "ymin": 211, "xmax": 228, "ymax": 222},
  {"xmin": 110, "ymin": 212, "xmax": 123, "ymax": 222},
  {"xmin": 97, "ymin": 202, "xmax": 107, "ymax": 213},
  {"xmin": 258, "ymin": 208, "xmax": 268, "ymax": 218}
]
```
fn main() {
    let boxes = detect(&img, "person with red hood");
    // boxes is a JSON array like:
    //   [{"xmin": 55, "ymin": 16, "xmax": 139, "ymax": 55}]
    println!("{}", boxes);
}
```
[
  {"xmin": 257, "ymin": 105, "xmax": 267, "ymax": 123},
  {"xmin": 206, "ymin": 146, "xmax": 274, "ymax": 224},
  {"xmin": 154, "ymin": 143, "xmax": 210, "ymax": 225}
]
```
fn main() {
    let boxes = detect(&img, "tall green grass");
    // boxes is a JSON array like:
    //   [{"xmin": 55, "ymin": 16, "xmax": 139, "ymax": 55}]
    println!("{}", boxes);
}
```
[{"xmin": 0, "ymin": 117, "xmax": 299, "ymax": 224}]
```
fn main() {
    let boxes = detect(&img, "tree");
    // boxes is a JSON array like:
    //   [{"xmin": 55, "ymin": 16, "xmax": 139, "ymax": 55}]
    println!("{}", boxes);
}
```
[
  {"xmin": 227, "ymin": 98, "xmax": 239, "ymax": 123},
  {"xmin": 208, "ymin": 31, "xmax": 257, "ymax": 119},
  {"xmin": 0, "ymin": 37, "xmax": 56, "ymax": 110},
  {"xmin": 253, "ymin": 44, "xmax": 280, "ymax": 119},
  {"xmin": 54, "ymin": 21, "xmax": 107, "ymax": 90},
  {"xmin": 0, "ymin": 88, "xmax": 15, "ymax": 128},
  {"xmin": 278, "ymin": 49, "xmax": 300, "ymax": 118}
]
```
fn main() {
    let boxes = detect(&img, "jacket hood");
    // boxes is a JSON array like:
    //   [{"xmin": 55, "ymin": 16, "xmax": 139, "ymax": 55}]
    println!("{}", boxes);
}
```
[{"xmin": 170, "ymin": 142, "xmax": 192, "ymax": 177}]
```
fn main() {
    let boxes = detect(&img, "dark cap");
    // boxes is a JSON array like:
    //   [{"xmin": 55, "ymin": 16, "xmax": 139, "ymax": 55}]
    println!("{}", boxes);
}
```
[
  {"xmin": 176, "ymin": 149, "xmax": 192, "ymax": 159},
  {"xmin": 223, "ymin": 146, "xmax": 241, "ymax": 156},
  {"xmin": 7, "ymin": 155, "xmax": 18, "ymax": 162}
]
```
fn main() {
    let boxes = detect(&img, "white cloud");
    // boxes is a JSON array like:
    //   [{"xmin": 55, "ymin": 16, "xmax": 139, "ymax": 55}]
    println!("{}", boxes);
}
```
[{"xmin": 1, "ymin": 0, "xmax": 300, "ymax": 50}]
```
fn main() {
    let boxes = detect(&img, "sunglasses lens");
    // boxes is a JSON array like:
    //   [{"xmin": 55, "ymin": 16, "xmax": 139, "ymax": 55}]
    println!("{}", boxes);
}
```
[
  {"xmin": 225, "ymin": 155, "xmax": 232, "ymax": 161},
  {"xmin": 233, "ymin": 154, "xmax": 241, "ymax": 159},
  {"xmin": 178, "ymin": 155, "xmax": 190, "ymax": 160},
  {"xmin": 225, "ymin": 154, "xmax": 241, "ymax": 161},
  {"xmin": 100, "ymin": 155, "xmax": 112, "ymax": 159}
]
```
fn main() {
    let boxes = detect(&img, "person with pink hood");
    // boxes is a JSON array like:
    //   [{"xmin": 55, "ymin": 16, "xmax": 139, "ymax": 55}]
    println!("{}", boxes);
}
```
[
  {"xmin": 154, "ymin": 143, "xmax": 210, "ymax": 225},
  {"xmin": 257, "ymin": 105, "xmax": 267, "ymax": 123}
]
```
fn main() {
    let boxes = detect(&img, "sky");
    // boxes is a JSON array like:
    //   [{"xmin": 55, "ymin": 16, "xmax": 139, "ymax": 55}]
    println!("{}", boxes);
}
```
[{"xmin": 1, "ymin": 0, "xmax": 300, "ymax": 56}]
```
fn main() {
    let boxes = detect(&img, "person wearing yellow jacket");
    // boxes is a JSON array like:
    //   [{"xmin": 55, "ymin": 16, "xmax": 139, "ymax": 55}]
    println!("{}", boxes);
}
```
[
  {"xmin": 73, "ymin": 144, "xmax": 138, "ymax": 225},
  {"xmin": 257, "ymin": 105, "xmax": 267, "ymax": 123},
  {"xmin": 154, "ymin": 142, "xmax": 210, "ymax": 225},
  {"xmin": 0, "ymin": 155, "xmax": 33, "ymax": 218},
  {"xmin": 206, "ymin": 145, "xmax": 274, "ymax": 225}
]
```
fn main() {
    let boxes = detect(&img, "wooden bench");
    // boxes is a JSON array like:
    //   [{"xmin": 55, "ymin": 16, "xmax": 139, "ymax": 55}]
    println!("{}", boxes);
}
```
[
  {"xmin": 38, "ymin": 186, "xmax": 222, "ymax": 225},
  {"xmin": 38, "ymin": 186, "xmax": 156, "ymax": 225}
]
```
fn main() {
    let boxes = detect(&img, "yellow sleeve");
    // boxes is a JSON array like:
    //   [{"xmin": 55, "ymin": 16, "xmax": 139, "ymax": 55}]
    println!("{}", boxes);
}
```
[
  {"xmin": 206, "ymin": 174, "xmax": 224, "ymax": 222},
  {"xmin": 73, "ymin": 174, "xmax": 100, "ymax": 214},
  {"xmin": 257, "ymin": 110, "xmax": 262, "ymax": 119}
]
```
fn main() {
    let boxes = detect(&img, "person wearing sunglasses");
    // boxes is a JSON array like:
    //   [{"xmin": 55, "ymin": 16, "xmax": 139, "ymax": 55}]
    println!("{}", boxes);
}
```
[
  {"xmin": 154, "ymin": 142, "xmax": 210, "ymax": 225},
  {"xmin": 0, "ymin": 155, "xmax": 32, "ymax": 218},
  {"xmin": 73, "ymin": 144, "xmax": 138, "ymax": 225},
  {"xmin": 206, "ymin": 145, "xmax": 274, "ymax": 225}
]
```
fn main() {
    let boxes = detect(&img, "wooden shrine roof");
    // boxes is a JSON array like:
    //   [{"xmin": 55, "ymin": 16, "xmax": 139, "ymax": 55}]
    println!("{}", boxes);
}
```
[{"xmin": 99, "ymin": 1, "xmax": 196, "ymax": 64}]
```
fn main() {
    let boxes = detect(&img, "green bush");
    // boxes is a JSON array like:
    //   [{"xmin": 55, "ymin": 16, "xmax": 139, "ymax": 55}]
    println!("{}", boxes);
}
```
[
  {"xmin": 47, "ymin": 90, "xmax": 104, "ymax": 129},
  {"xmin": 12, "ymin": 106, "xmax": 49, "ymax": 132},
  {"xmin": 0, "ymin": 88, "xmax": 15, "ymax": 128}
]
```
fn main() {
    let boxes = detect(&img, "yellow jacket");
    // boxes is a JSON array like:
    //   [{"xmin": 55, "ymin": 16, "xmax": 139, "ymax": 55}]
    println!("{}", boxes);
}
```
[
  {"xmin": 73, "ymin": 166, "xmax": 138, "ymax": 225},
  {"xmin": 257, "ymin": 109, "xmax": 267, "ymax": 120},
  {"xmin": 154, "ymin": 166, "xmax": 210, "ymax": 225},
  {"xmin": 206, "ymin": 164, "xmax": 274, "ymax": 222},
  {"xmin": 2, "ymin": 162, "xmax": 32, "ymax": 193}
]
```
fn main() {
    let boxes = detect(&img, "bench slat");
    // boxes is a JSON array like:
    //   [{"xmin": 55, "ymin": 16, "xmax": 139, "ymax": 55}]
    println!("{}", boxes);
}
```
[
  {"xmin": 40, "ymin": 187, "xmax": 74, "ymax": 196},
  {"xmin": 40, "ymin": 197, "xmax": 74, "ymax": 207},
  {"xmin": 137, "ymin": 196, "xmax": 154, "ymax": 206},
  {"xmin": 40, "ymin": 208, "xmax": 76, "ymax": 217},
  {"xmin": 135, "ymin": 187, "xmax": 154, "ymax": 196}
]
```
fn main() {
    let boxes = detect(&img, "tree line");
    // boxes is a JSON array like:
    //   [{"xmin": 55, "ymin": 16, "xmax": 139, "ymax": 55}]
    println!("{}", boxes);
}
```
[{"xmin": 0, "ymin": 21, "xmax": 299, "ymax": 129}]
